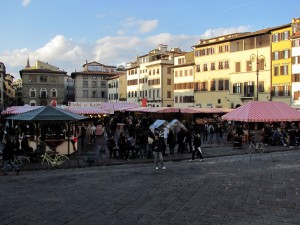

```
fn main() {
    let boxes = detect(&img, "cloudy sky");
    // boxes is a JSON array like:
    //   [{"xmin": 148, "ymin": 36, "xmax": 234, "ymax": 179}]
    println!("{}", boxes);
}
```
[{"xmin": 0, "ymin": 0, "xmax": 299, "ymax": 79}]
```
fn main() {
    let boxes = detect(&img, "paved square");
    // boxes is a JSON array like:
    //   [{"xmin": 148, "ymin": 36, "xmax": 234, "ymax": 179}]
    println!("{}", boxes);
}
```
[{"xmin": 1, "ymin": 150, "xmax": 300, "ymax": 225}]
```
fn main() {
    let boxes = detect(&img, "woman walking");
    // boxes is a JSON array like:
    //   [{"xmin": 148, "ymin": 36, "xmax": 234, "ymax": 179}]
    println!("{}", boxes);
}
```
[{"xmin": 152, "ymin": 134, "xmax": 166, "ymax": 170}]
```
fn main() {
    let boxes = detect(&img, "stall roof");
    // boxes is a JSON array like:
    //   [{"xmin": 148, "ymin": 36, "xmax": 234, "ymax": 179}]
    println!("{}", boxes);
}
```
[{"xmin": 222, "ymin": 101, "xmax": 300, "ymax": 122}]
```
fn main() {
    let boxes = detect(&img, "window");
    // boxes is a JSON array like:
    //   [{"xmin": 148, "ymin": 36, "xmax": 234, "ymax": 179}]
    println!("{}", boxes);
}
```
[
  {"xmin": 92, "ymin": 81, "xmax": 97, "ymax": 88},
  {"xmin": 50, "ymin": 88, "xmax": 57, "ymax": 98},
  {"xmin": 196, "ymin": 65, "xmax": 200, "ymax": 72},
  {"xmin": 210, "ymin": 62, "xmax": 215, "ymax": 70},
  {"xmin": 258, "ymin": 58, "xmax": 265, "ymax": 70},
  {"xmin": 283, "ymin": 31, "xmax": 289, "ymax": 40},
  {"xmin": 29, "ymin": 75, "xmax": 37, "ymax": 82},
  {"xmin": 244, "ymin": 82, "xmax": 254, "ymax": 97},
  {"xmin": 83, "ymin": 81, "xmax": 88, "ymax": 88},
  {"xmin": 246, "ymin": 61, "xmax": 252, "ymax": 72},
  {"xmin": 101, "ymin": 91, "xmax": 105, "ymax": 98},
  {"xmin": 233, "ymin": 83, "xmax": 242, "ymax": 94},
  {"xmin": 273, "ymin": 33, "xmax": 279, "ymax": 42},
  {"xmin": 235, "ymin": 62, "xmax": 241, "ymax": 73},
  {"xmin": 218, "ymin": 61, "xmax": 223, "ymax": 69},
  {"xmin": 92, "ymin": 91, "xmax": 97, "ymax": 98},
  {"xmin": 218, "ymin": 80, "xmax": 224, "ymax": 90},
  {"xmin": 40, "ymin": 76, "xmax": 47, "ymax": 82},
  {"xmin": 156, "ymin": 89, "xmax": 159, "ymax": 98},
  {"xmin": 283, "ymin": 50, "xmax": 289, "ymax": 59},
  {"xmin": 292, "ymin": 74, "xmax": 300, "ymax": 82},
  {"xmin": 184, "ymin": 70, "xmax": 188, "ymax": 76},
  {"xmin": 167, "ymin": 91, "xmax": 171, "ymax": 98},
  {"xmin": 101, "ymin": 81, "xmax": 106, "ymax": 88},
  {"xmin": 292, "ymin": 56, "xmax": 300, "ymax": 65},
  {"xmin": 203, "ymin": 63, "xmax": 208, "ymax": 71},
  {"xmin": 273, "ymin": 51, "xmax": 279, "ymax": 60},
  {"xmin": 83, "ymin": 75, "xmax": 88, "ymax": 79},
  {"xmin": 83, "ymin": 90, "xmax": 88, "ymax": 98},
  {"xmin": 49, "ymin": 76, "xmax": 57, "ymax": 82},
  {"xmin": 280, "ymin": 65, "xmax": 289, "ymax": 75},
  {"xmin": 40, "ymin": 88, "xmax": 47, "ymax": 98},
  {"xmin": 179, "ymin": 70, "xmax": 183, "ymax": 77},
  {"xmin": 210, "ymin": 80, "xmax": 216, "ymax": 91},
  {"xmin": 29, "ymin": 88, "xmax": 36, "ymax": 98},
  {"xmin": 92, "ymin": 75, "xmax": 97, "ymax": 79},
  {"xmin": 224, "ymin": 60, "xmax": 229, "ymax": 69},
  {"xmin": 274, "ymin": 65, "xmax": 279, "ymax": 76},
  {"xmin": 259, "ymin": 81, "xmax": 264, "ymax": 92},
  {"xmin": 167, "ymin": 79, "xmax": 171, "ymax": 85},
  {"xmin": 189, "ymin": 69, "xmax": 193, "ymax": 76},
  {"xmin": 224, "ymin": 80, "xmax": 229, "ymax": 90},
  {"xmin": 175, "ymin": 71, "xmax": 178, "ymax": 77}
]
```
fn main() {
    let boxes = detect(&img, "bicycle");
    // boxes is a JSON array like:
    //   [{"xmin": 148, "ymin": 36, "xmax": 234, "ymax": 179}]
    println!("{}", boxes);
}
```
[
  {"xmin": 35, "ymin": 151, "xmax": 69, "ymax": 170},
  {"xmin": 0, "ymin": 154, "xmax": 33, "ymax": 171},
  {"xmin": 78, "ymin": 145, "xmax": 107, "ymax": 167},
  {"xmin": 246, "ymin": 141, "xmax": 265, "ymax": 154}
]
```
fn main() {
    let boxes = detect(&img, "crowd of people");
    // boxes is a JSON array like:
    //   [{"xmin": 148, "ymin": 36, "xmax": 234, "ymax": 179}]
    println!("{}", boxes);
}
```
[{"xmin": 2, "ymin": 111, "xmax": 300, "ymax": 174}]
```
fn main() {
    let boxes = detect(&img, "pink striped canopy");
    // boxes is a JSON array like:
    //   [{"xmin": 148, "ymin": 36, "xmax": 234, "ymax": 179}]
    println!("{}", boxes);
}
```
[
  {"xmin": 180, "ymin": 107, "xmax": 233, "ymax": 114},
  {"xmin": 222, "ymin": 101, "xmax": 300, "ymax": 122}
]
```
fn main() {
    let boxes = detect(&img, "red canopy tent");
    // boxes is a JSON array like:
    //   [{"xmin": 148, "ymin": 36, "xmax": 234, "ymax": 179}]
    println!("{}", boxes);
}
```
[{"xmin": 222, "ymin": 101, "xmax": 300, "ymax": 122}]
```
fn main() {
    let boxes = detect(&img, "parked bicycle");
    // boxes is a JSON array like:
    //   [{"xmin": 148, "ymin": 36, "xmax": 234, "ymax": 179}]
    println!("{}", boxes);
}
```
[
  {"xmin": 35, "ymin": 151, "xmax": 69, "ymax": 170},
  {"xmin": 246, "ymin": 141, "xmax": 265, "ymax": 154},
  {"xmin": 0, "ymin": 154, "xmax": 33, "ymax": 171},
  {"xmin": 78, "ymin": 145, "xmax": 107, "ymax": 167}
]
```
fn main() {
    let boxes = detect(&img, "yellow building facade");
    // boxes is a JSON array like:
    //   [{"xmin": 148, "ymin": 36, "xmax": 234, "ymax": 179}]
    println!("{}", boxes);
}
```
[
  {"xmin": 194, "ymin": 31, "xmax": 271, "ymax": 108},
  {"xmin": 270, "ymin": 24, "xmax": 292, "ymax": 104}
]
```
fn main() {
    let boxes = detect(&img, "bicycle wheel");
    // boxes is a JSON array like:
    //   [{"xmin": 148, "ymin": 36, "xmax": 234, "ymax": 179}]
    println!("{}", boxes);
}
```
[
  {"xmin": 37, "ymin": 159, "xmax": 49, "ymax": 170},
  {"xmin": 257, "ymin": 143, "xmax": 265, "ymax": 153},
  {"xmin": 246, "ymin": 145, "xmax": 253, "ymax": 154},
  {"xmin": 56, "ymin": 155, "xmax": 69, "ymax": 169},
  {"xmin": 15, "ymin": 156, "xmax": 32, "ymax": 171},
  {"xmin": 78, "ymin": 155, "xmax": 90, "ymax": 167}
]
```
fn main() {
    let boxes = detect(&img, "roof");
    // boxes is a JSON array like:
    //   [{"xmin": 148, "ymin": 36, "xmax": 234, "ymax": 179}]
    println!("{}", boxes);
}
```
[{"xmin": 222, "ymin": 101, "xmax": 300, "ymax": 122}]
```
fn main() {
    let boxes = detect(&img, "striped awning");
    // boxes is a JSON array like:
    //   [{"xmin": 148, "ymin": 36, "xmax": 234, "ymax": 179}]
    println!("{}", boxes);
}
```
[{"xmin": 222, "ymin": 101, "xmax": 300, "ymax": 122}]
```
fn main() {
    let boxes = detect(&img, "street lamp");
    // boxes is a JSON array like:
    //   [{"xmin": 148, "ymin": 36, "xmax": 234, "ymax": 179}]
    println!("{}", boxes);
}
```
[{"xmin": 250, "ymin": 51, "xmax": 265, "ymax": 101}]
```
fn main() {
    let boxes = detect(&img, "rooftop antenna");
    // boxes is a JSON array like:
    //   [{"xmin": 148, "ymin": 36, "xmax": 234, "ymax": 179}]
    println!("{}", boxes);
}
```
[{"xmin": 26, "ymin": 55, "xmax": 30, "ymax": 68}]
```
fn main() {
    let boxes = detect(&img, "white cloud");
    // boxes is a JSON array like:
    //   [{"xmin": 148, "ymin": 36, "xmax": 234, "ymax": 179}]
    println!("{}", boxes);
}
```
[
  {"xmin": 0, "ymin": 25, "xmax": 252, "ymax": 79},
  {"xmin": 22, "ymin": 0, "xmax": 31, "ymax": 6},
  {"xmin": 120, "ymin": 17, "xmax": 158, "ymax": 34},
  {"xmin": 200, "ymin": 26, "xmax": 251, "ymax": 39}
]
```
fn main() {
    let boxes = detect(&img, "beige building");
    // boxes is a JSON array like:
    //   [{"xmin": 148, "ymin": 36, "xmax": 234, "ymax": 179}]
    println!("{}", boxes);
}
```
[
  {"xmin": 13, "ymin": 79, "xmax": 23, "ymax": 106},
  {"xmin": 71, "ymin": 61, "xmax": 125, "ymax": 102},
  {"xmin": 0, "ymin": 62, "xmax": 16, "ymax": 110},
  {"xmin": 173, "ymin": 51, "xmax": 195, "ymax": 108},
  {"xmin": 193, "ymin": 30, "xmax": 271, "ymax": 108},
  {"xmin": 126, "ymin": 44, "xmax": 182, "ymax": 107},
  {"xmin": 20, "ymin": 60, "xmax": 74, "ymax": 106},
  {"xmin": 107, "ymin": 72, "xmax": 127, "ymax": 102}
]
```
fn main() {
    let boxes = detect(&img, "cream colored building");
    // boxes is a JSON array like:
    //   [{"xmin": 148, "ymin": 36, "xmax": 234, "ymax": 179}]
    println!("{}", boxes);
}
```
[
  {"xmin": 107, "ymin": 73, "xmax": 127, "ymax": 102},
  {"xmin": 291, "ymin": 18, "xmax": 300, "ymax": 108},
  {"xmin": 173, "ymin": 51, "xmax": 195, "ymax": 108},
  {"xmin": 126, "ymin": 44, "xmax": 182, "ymax": 107},
  {"xmin": 193, "ymin": 30, "xmax": 271, "ymax": 108}
]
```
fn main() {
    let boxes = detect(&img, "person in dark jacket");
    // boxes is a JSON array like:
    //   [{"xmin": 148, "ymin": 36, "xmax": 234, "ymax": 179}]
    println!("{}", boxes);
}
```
[
  {"xmin": 167, "ymin": 129, "xmax": 176, "ymax": 155},
  {"xmin": 190, "ymin": 130, "xmax": 204, "ymax": 161},
  {"xmin": 2, "ymin": 135, "xmax": 20, "ymax": 175},
  {"xmin": 152, "ymin": 134, "xmax": 166, "ymax": 170}
]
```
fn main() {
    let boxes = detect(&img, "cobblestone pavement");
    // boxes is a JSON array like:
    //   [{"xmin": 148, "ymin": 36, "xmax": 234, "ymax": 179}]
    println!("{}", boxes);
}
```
[{"xmin": 1, "ymin": 149, "xmax": 300, "ymax": 225}]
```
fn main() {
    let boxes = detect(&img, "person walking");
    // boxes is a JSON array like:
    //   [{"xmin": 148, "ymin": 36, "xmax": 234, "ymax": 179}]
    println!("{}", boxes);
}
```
[
  {"xmin": 152, "ymin": 134, "xmax": 166, "ymax": 170},
  {"xmin": 167, "ymin": 129, "xmax": 176, "ymax": 155},
  {"xmin": 91, "ymin": 124, "xmax": 96, "ymax": 143},
  {"xmin": 2, "ymin": 135, "xmax": 20, "ymax": 176},
  {"xmin": 190, "ymin": 130, "xmax": 204, "ymax": 162}
]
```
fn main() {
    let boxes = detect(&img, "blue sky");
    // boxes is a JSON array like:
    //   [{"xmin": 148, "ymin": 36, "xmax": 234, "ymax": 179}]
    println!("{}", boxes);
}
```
[{"xmin": 1, "ymin": 0, "xmax": 299, "ymax": 79}]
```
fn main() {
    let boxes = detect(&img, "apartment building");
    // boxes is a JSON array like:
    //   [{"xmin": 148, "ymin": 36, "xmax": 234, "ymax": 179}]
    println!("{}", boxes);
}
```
[
  {"xmin": 193, "ymin": 29, "xmax": 274, "ymax": 108},
  {"xmin": 13, "ymin": 79, "xmax": 23, "ymax": 106},
  {"xmin": 291, "ymin": 18, "xmax": 300, "ymax": 108},
  {"xmin": 107, "ymin": 72, "xmax": 127, "ymax": 102},
  {"xmin": 71, "ymin": 61, "xmax": 124, "ymax": 102},
  {"xmin": 20, "ymin": 60, "xmax": 74, "ymax": 106},
  {"xmin": 270, "ymin": 24, "xmax": 292, "ymax": 104},
  {"xmin": 173, "ymin": 51, "xmax": 195, "ymax": 108},
  {"xmin": 126, "ymin": 44, "xmax": 182, "ymax": 107},
  {"xmin": 0, "ymin": 62, "xmax": 6, "ymax": 110}
]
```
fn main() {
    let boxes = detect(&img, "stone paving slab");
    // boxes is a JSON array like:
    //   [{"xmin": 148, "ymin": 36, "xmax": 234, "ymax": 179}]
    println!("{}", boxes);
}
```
[{"xmin": 1, "ymin": 150, "xmax": 300, "ymax": 224}]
